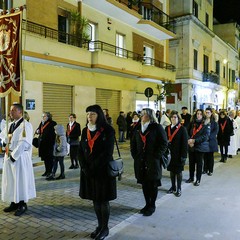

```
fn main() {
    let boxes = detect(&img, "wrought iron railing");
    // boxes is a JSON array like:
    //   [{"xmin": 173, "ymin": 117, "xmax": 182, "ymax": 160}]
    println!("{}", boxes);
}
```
[
  {"xmin": 202, "ymin": 72, "xmax": 220, "ymax": 84},
  {"xmin": 116, "ymin": 0, "xmax": 175, "ymax": 33},
  {"xmin": 22, "ymin": 20, "xmax": 175, "ymax": 71}
]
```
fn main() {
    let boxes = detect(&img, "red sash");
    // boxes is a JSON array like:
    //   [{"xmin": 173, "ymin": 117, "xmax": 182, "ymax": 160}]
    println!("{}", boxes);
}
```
[
  {"xmin": 40, "ymin": 121, "xmax": 50, "ymax": 134},
  {"xmin": 67, "ymin": 123, "xmax": 76, "ymax": 136},
  {"xmin": 87, "ymin": 128, "xmax": 103, "ymax": 154},
  {"xmin": 191, "ymin": 124, "xmax": 203, "ymax": 138},
  {"xmin": 167, "ymin": 124, "xmax": 181, "ymax": 143},
  {"xmin": 140, "ymin": 131, "xmax": 150, "ymax": 150},
  {"xmin": 220, "ymin": 120, "xmax": 227, "ymax": 133}
]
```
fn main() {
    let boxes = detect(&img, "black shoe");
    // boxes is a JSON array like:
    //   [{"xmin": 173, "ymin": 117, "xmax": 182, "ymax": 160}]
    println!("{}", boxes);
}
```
[
  {"xmin": 55, "ymin": 174, "xmax": 65, "ymax": 180},
  {"xmin": 175, "ymin": 189, "xmax": 181, "ymax": 197},
  {"xmin": 69, "ymin": 165, "xmax": 74, "ymax": 169},
  {"xmin": 228, "ymin": 155, "xmax": 232, "ymax": 158},
  {"xmin": 90, "ymin": 227, "xmax": 101, "ymax": 239},
  {"xmin": 3, "ymin": 202, "xmax": 19, "ymax": 212},
  {"xmin": 74, "ymin": 165, "xmax": 79, "ymax": 169},
  {"xmin": 41, "ymin": 172, "xmax": 47, "ymax": 177},
  {"xmin": 202, "ymin": 171, "xmax": 206, "ymax": 174},
  {"xmin": 46, "ymin": 175, "xmax": 55, "ymax": 181},
  {"xmin": 139, "ymin": 205, "xmax": 149, "ymax": 214},
  {"xmin": 194, "ymin": 181, "xmax": 200, "ymax": 186},
  {"xmin": 167, "ymin": 187, "xmax": 176, "ymax": 194},
  {"xmin": 185, "ymin": 178, "xmax": 193, "ymax": 183},
  {"xmin": 143, "ymin": 207, "xmax": 156, "ymax": 216},
  {"xmin": 208, "ymin": 172, "xmax": 213, "ymax": 176},
  {"xmin": 95, "ymin": 227, "xmax": 109, "ymax": 240},
  {"xmin": 14, "ymin": 204, "xmax": 27, "ymax": 216}
]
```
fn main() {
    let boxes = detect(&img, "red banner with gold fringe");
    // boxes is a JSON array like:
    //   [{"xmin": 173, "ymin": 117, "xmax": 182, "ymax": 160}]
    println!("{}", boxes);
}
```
[{"xmin": 0, "ymin": 11, "xmax": 22, "ymax": 97}]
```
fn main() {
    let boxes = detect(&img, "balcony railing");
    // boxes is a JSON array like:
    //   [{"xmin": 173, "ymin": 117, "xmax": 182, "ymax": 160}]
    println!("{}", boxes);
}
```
[
  {"xmin": 116, "ymin": 0, "xmax": 175, "ymax": 33},
  {"xmin": 143, "ymin": 57, "xmax": 176, "ymax": 71},
  {"xmin": 22, "ymin": 19, "xmax": 89, "ymax": 48},
  {"xmin": 22, "ymin": 20, "xmax": 175, "ymax": 72},
  {"xmin": 88, "ymin": 41, "xmax": 142, "ymax": 62},
  {"xmin": 202, "ymin": 72, "xmax": 220, "ymax": 84}
]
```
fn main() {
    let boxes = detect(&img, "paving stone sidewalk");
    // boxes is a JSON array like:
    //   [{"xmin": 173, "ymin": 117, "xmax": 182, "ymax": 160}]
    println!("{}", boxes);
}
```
[{"xmin": 0, "ymin": 142, "xmax": 191, "ymax": 240}]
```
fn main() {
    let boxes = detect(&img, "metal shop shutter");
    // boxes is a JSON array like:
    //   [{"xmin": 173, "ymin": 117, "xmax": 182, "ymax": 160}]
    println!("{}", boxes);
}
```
[
  {"xmin": 96, "ymin": 89, "xmax": 120, "ymax": 131},
  {"xmin": 43, "ymin": 83, "xmax": 73, "ymax": 127}
]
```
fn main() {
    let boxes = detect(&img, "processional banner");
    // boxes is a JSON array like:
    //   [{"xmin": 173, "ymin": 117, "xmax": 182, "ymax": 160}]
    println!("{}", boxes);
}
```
[{"xmin": 0, "ymin": 11, "xmax": 22, "ymax": 97}]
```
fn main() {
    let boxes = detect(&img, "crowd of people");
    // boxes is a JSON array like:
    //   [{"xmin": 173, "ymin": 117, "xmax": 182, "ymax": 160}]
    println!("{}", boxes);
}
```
[{"xmin": 1, "ymin": 103, "xmax": 240, "ymax": 240}]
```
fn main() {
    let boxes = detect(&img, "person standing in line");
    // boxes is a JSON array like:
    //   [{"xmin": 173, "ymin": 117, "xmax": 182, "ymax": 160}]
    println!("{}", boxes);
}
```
[
  {"xmin": 160, "ymin": 109, "xmax": 171, "ymax": 129},
  {"xmin": 227, "ymin": 110, "xmax": 238, "ymax": 158},
  {"xmin": 234, "ymin": 110, "xmax": 240, "ymax": 153},
  {"xmin": 166, "ymin": 110, "xmax": 188, "ymax": 197},
  {"xmin": 203, "ymin": 108, "xmax": 219, "ymax": 176},
  {"xmin": 116, "ymin": 111, "xmax": 127, "ymax": 142},
  {"xmin": 47, "ymin": 124, "xmax": 68, "ymax": 180},
  {"xmin": 131, "ymin": 108, "xmax": 168, "ymax": 216},
  {"xmin": 217, "ymin": 110, "xmax": 233, "ymax": 163},
  {"xmin": 180, "ymin": 106, "xmax": 192, "ymax": 129},
  {"xmin": 79, "ymin": 105, "xmax": 116, "ymax": 240},
  {"xmin": 36, "ymin": 112, "xmax": 57, "ymax": 178},
  {"xmin": 0, "ymin": 103, "xmax": 36, "ymax": 216},
  {"xmin": 186, "ymin": 109, "xmax": 210, "ymax": 186},
  {"xmin": 103, "ymin": 109, "xmax": 113, "ymax": 126},
  {"xmin": 67, "ymin": 113, "xmax": 81, "ymax": 169},
  {"xmin": 129, "ymin": 112, "xmax": 140, "ymax": 143}
]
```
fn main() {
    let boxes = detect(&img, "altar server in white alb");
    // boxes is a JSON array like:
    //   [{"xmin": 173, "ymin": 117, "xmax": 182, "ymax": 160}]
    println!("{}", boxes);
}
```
[{"xmin": 0, "ymin": 103, "xmax": 36, "ymax": 216}]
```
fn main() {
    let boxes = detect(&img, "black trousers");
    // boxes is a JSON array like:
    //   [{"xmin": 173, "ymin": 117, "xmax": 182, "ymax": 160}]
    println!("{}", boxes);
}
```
[
  {"xmin": 52, "ymin": 156, "xmax": 65, "ymax": 175},
  {"xmin": 220, "ymin": 144, "xmax": 228, "ymax": 157},
  {"xmin": 70, "ymin": 145, "xmax": 79, "ymax": 166},
  {"xmin": 43, "ymin": 157, "xmax": 54, "ymax": 174},
  {"xmin": 203, "ymin": 152, "xmax": 214, "ymax": 173},
  {"xmin": 188, "ymin": 151, "xmax": 204, "ymax": 182}
]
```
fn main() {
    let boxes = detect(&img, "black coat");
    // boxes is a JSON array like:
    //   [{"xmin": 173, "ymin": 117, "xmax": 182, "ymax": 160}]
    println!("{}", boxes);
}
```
[
  {"xmin": 217, "ymin": 117, "xmax": 233, "ymax": 146},
  {"xmin": 37, "ymin": 120, "xmax": 57, "ymax": 160},
  {"xmin": 165, "ymin": 124, "xmax": 188, "ymax": 173},
  {"xmin": 130, "ymin": 122, "xmax": 168, "ymax": 184},
  {"xmin": 188, "ymin": 121, "xmax": 210, "ymax": 152},
  {"xmin": 208, "ymin": 120, "xmax": 219, "ymax": 152},
  {"xmin": 79, "ymin": 124, "xmax": 116, "ymax": 201},
  {"xmin": 66, "ymin": 121, "xmax": 81, "ymax": 145}
]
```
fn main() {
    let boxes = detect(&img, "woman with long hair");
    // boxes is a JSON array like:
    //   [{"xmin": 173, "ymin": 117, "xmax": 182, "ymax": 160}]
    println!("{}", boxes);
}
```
[
  {"xmin": 186, "ymin": 109, "xmax": 210, "ymax": 186},
  {"xmin": 79, "ymin": 105, "xmax": 116, "ymax": 240}
]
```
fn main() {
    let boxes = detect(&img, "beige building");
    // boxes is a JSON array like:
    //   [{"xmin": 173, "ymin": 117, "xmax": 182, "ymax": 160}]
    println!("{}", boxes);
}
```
[
  {"xmin": 1, "ymin": 0, "xmax": 176, "ymax": 131},
  {"xmin": 169, "ymin": 0, "xmax": 239, "ymax": 113}
]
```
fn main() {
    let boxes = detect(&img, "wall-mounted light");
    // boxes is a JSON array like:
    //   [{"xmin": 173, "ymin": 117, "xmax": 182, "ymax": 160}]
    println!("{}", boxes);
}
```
[
  {"xmin": 44, "ymin": 52, "xmax": 50, "ymax": 56},
  {"xmin": 107, "ymin": 18, "xmax": 112, "ymax": 24},
  {"xmin": 223, "ymin": 59, "xmax": 228, "ymax": 64}
]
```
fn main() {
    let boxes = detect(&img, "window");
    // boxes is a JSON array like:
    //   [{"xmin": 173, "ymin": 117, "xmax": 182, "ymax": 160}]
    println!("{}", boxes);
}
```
[
  {"xmin": 203, "ymin": 55, "xmax": 209, "ymax": 73},
  {"xmin": 194, "ymin": 49, "xmax": 198, "ymax": 70},
  {"xmin": 206, "ymin": 13, "xmax": 209, "ymax": 28},
  {"xmin": 0, "ymin": 0, "xmax": 12, "ymax": 10},
  {"xmin": 143, "ymin": 45, "xmax": 154, "ymax": 65},
  {"xmin": 215, "ymin": 60, "xmax": 220, "ymax": 75},
  {"xmin": 58, "ymin": 15, "xmax": 68, "ymax": 43},
  {"xmin": 116, "ymin": 33, "xmax": 125, "ymax": 57},
  {"xmin": 193, "ymin": 1, "xmax": 198, "ymax": 18},
  {"xmin": 89, "ymin": 22, "xmax": 97, "ymax": 51},
  {"xmin": 223, "ymin": 66, "xmax": 226, "ymax": 78}
]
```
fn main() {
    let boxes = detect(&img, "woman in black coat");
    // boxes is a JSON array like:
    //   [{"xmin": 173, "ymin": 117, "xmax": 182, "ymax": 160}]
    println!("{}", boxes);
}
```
[
  {"xmin": 203, "ymin": 108, "xmax": 219, "ymax": 175},
  {"xmin": 131, "ymin": 108, "xmax": 168, "ymax": 216},
  {"xmin": 217, "ymin": 110, "xmax": 234, "ymax": 163},
  {"xmin": 79, "ymin": 105, "xmax": 116, "ymax": 240},
  {"xmin": 165, "ymin": 110, "xmax": 188, "ymax": 197},
  {"xmin": 186, "ymin": 109, "xmax": 210, "ymax": 186},
  {"xmin": 36, "ymin": 112, "xmax": 56, "ymax": 178}
]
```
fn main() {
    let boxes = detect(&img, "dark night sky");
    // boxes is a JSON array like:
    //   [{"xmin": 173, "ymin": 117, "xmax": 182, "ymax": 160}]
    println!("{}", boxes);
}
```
[{"xmin": 213, "ymin": 0, "xmax": 240, "ymax": 24}]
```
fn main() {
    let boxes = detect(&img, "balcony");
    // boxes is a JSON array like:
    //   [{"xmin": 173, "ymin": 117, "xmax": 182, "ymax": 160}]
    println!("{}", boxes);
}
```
[
  {"xmin": 22, "ymin": 20, "xmax": 175, "ymax": 82},
  {"xmin": 202, "ymin": 72, "xmax": 220, "ymax": 85},
  {"xmin": 83, "ymin": 0, "xmax": 175, "ymax": 40}
]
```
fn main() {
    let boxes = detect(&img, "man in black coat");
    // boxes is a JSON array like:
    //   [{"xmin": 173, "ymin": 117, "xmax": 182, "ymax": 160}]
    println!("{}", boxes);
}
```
[{"xmin": 66, "ymin": 113, "xmax": 81, "ymax": 169}]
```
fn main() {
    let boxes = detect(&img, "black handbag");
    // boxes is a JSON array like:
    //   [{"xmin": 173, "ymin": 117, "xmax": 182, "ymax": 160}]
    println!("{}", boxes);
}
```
[
  {"xmin": 161, "ymin": 146, "xmax": 171, "ymax": 169},
  {"xmin": 108, "ymin": 137, "xmax": 123, "ymax": 181},
  {"xmin": 32, "ymin": 136, "xmax": 39, "ymax": 148}
]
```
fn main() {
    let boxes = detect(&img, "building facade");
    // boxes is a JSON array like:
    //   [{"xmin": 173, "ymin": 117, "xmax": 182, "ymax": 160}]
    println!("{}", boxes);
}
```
[
  {"xmin": 168, "ymin": 0, "xmax": 239, "ymax": 113},
  {"xmin": 1, "ymin": 0, "xmax": 176, "ymax": 131}
]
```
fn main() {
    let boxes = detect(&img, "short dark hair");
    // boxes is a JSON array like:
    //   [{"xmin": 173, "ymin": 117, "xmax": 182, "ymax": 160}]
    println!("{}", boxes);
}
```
[
  {"xmin": 13, "ymin": 103, "xmax": 23, "ymax": 113},
  {"xmin": 181, "ymin": 106, "xmax": 188, "ymax": 110},
  {"xmin": 69, "ymin": 113, "xmax": 76, "ymax": 118}
]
